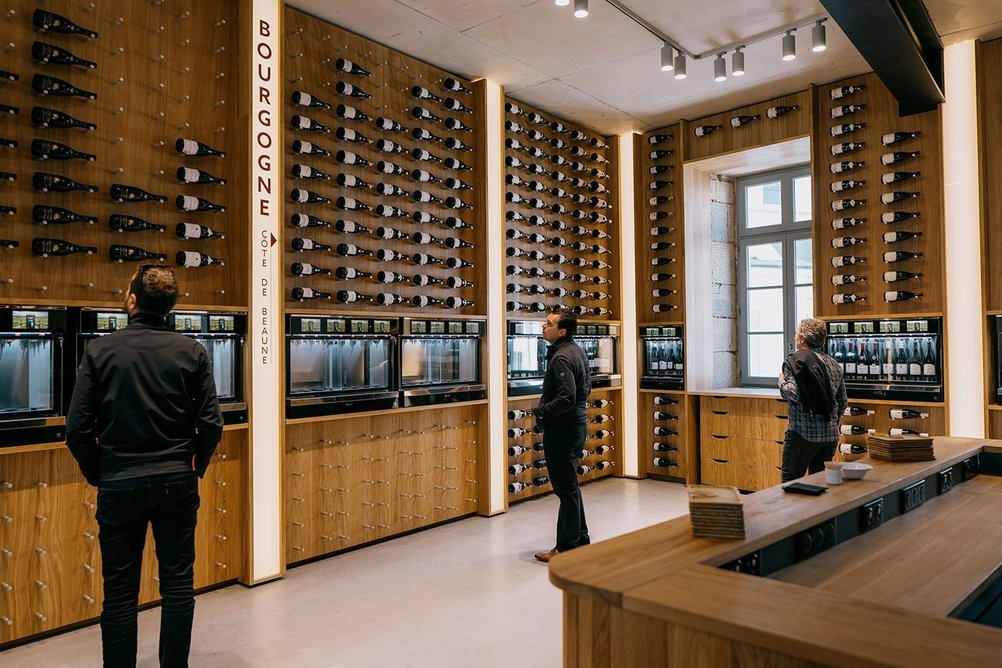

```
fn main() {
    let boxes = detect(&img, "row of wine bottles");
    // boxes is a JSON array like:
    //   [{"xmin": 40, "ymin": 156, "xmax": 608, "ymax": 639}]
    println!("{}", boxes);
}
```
[
  {"xmin": 24, "ymin": 237, "xmax": 223, "ymax": 266},
  {"xmin": 831, "ymin": 338, "xmax": 938, "ymax": 382},
  {"xmin": 649, "ymin": 394, "xmax": 682, "ymax": 464},
  {"xmin": 690, "ymin": 105, "xmax": 799, "ymax": 138},
  {"xmin": 839, "ymin": 425, "xmax": 928, "ymax": 437},
  {"xmin": 290, "ymin": 288, "xmax": 472, "ymax": 307},
  {"xmin": 644, "ymin": 131, "xmax": 682, "ymax": 315}
]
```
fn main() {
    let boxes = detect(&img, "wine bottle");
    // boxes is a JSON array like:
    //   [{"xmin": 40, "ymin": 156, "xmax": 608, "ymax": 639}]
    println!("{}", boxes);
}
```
[
  {"xmin": 888, "ymin": 408, "xmax": 929, "ymax": 421},
  {"xmin": 176, "ymin": 138, "xmax": 225, "ymax": 158},
  {"xmin": 653, "ymin": 426, "xmax": 677, "ymax": 436},
  {"xmin": 839, "ymin": 425, "xmax": 874, "ymax": 435},
  {"xmin": 831, "ymin": 179, "xmax": 865, "ymax": 192},
  {"xmin": 831, "ymin": 104, "xmax": 865, "ymax": 118},
  {"xmin": 291, "ymin": 188, "xmax": 330, "ymax": 205},
  {"xmin": 653, "ymin": 443, "xmax": 678, "ymax": 453},
  {"xmin": 831, "ymin": 142, "xmax": 866, "ymax": 156},
  {"xmin": 651, "ymin": 257, "xmax": 677, "ymax": 267},
  {"xmin": 412, "ymin": 295, "xmax": 443, "ymax": 307},
  {"xmin": 292, "ymin": 139, "xmax": 330, "ymax": 156},
  {"xmin": 730, "ymin": 115, "xmax": 759, "ymax": 128},
  {"xmin": 445, "ymin": 297, "xmax": 474, "ymax": 309},
  {"xmin": 882, "ymin": 231, "xmax": 922, "ymax": 244},
  {"xmin": 33, "ymin": 9, "xmax": 98, "ymax": 38},
  {"xmin": 111, "ymin": 184, "xmax": 168, "ymax": 204},
  {"xmin": 881, "ymin": 131, "xmax": 921, "ymax": 145},
  {"xmin": 109, "ymin": 245, "xmax": 166, "ymax": 263},
  {"xmin": 293, "ymin": 164, "xmax": 333, "ymax": 182},
  {"xmin": 444, "ymin": 157, "xmax": 473, "ymax": 171},
  {"xmin": 337, "ymin": 290, "xmax": 374, "ymax": 304},
  {"xmin": 889, "ymin": 428, "xmax": 929, "ymax": 437},
  {"xmin": 507, "ymin": 481, "xmax": 530, "ymax": 493},
  {"xmin": 832, "ymin": 217, "xmax": 866, "ymax": 230},
  {"xmin": 336, "ymin": 150, "xmax": 371, "ymax": 167},
  {"xmin": 446, "ymin": 256, "xmax": 473, "ymax": 269},
  {"xmin": 31, "ymin": 74, "xmax": 96, "ymax": 100},
  {"xmin": 335, "ymin": 81, "xmax": 370, "ymax": 99},
  {"xmin": 832, "ymin": 293, "xmax": 866, "ymax": 305},
  {"xmin": 0, "ymin": 238, "xmax": 19, "ymax": 248},
  {"xmin": 336, "ymin": 243, "xmax": 371, "ymax": 257},
  {"xmin": 32, "ymin": 237, "xmax": 97, "ymax": 257},
  {"xmin": 830, "ymin": 161, "xmax": 865, "ymax": 174},
  {"xmin": 830, "ymin": 123, "xmax": 866, "ymax": 137},
  {"xmin": 883, "ymin": 250, "xmax": 922, "ymax": 263},
  {"xmin": 831, "ymin": 274, "xmax": 865, "ymax": 285},
  {"xmin": 30, "ymin": 139, "xmax": 96, "ymax": 161},
  {"xmin": 336, "ymin": 104, "xmax": 370, "ymax": 121},
  {"xmin": 412, "ymin": 106, "xmax": 442, "ymax": 123},
  {"xmin": 881, "ymin": 151, "xmax": 920, "ymax": 165},
  {"xmin": 831, "ymin": 236, "xmax": 866, "ymax": 248},
  {"xmin": 444, "ymin": 117, "xmax": 473, "ymax": 133},
  {"xmin": 508, "ymin": 463, "xmax": 531, "ymax": 475},
  {"xmin": 654, "ymin": 396, "xmax": 679, "ymax": 406},
  {"xmin": 844, "ymin": 406, "xmax": 874, "ymax": 416},
  {"xmin": 32, "ymin": 205, "xmax": 96, "ymax": 226},
  {"xmin": 693, "ymin": 125, "xmax": 720, "ymax": 137},
  {"xmin": 334, "ymin": 58, "xmax": 371, "ymax": 77},
  {"xmin": 651, "ymin": 272, "xmax": 677, "ymax": 282},
  {"xmin": 291, "ymin": 262, "xmax": 331, "ymax": 277},
  {"xmin": 883, "ymin": 270, "xmax": 922, "ymax": 282},
  {"xmin": 176, "ymin": 222, "xmax": 225, "ymax": 240},
  {"xmin": 652, "ymin": 458, "xmax": 677, "ymax": 468},
  {"xmin": 377, "ymin": 270, "xmax": 410, "ymax": 284},
  {"xmin": 532, "ymin": 476, "xmax": 550, "ymax": 487},
  {"xmin": 177, "ymin": 195, "xmax": 225, "ymax": 213},
  {"xmin": 376, "ymin": 249, "xmax": 408, "ymax": 262},
  {"xmin": 291, "ymin": 114, "xmax": 331, "ymax": 133},
  {"xmin": 109, "ymin": 214, "xmax": 165, "ymax": 234},
  {"xmin": 336, "ymin": 196, "xmax": 369, "ymax": 212},
  {"xmin": 922, "ymin": 341, "xmax": 937, "ymax": 378},
  {"xmin": 881, "ymin": 171, "xmax": 921, "ymax": 185},
  {"xmin": 294, "ymin": 213, "xmax": 333, "ymax": 229},
  {"xmin": 292, "ymin": 237, "xmax": 332, "ymax": 252},
  {"xmin": 32, "ymin": 106, "xmax": 94, "ymax": 130},
  {"xmin": 32, "ymin": 41, "xmax": 97, "ymax": 69},
  {"xmin": 445, "ymin": 196, "xmax": 472, "ymax": 210},
  {"xmin": 830, "ymin": 84, "xmax": 864, "ymax": 99},
  {"xmin": 377, "ymin": 161, "xmax": 407, "ymax": 176},
  {"xmin": 177, "ymin": 167, "xmax": 226, "ymax": 186},
  {"xmin": 292, "ymin": 287, "xmax": 332, "ymax": 301},
  {"xmin": 883, "ymin": 290, "xmax": 922, "ymax": 302},
  {"xmin": 766, "ymin": 105, "xmax": 799, "ymax": 118},
  {"xmin": 335, "ymin": 267, "xmax": 372, "ymax": 280},
  {"xmin": 0, "ymin": 104, "xmax": 18, "ymax": 117},
  {"xmin": 292, "ymin": 91, "xmax": 330, "ymax": 110},
  {"xmin": 830, "ymin": 256, "xmax": 865, "ymax": 267},
  {"xmin": 831, "ymin": 199, "xmax": 866, "ymax": 211},
  {"xmin": 839, "ymin": 443, "xmax": 867, "ymax": 455},
  {"xmin": 373, "ymin": 139, "xmax": 406, "ymax": 155},
  {"xmin": 444, "ymin": 137, "xmax": 473, "ymax": 152},
  {"xmin": 652, "ymin": 411, "xmax": 677, "ymax": 421}
]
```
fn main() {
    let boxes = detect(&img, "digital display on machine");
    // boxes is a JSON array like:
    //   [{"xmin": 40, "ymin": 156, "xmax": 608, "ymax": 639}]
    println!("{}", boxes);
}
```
[
  {"xmin": 854, "ymin": 322, "xmax": 874, "ymax": 333},
  {"xmin": 301, "ymin": 318, "xmax": 321, "ymax": 333},
  {"xmin": 430, "ymin": 321, "xmax": 445, "ymax": 334},
  {"xmin": 411, "ymin": 321, "xmax": 427, "ymax": 334},
  {"xmin": 466, "ymin": 322, "xmax": 480, "ymax": 334},
  {"xmin": 906, "ymin": 320, "xmax": 929, "ymax": 333},
  {"xmin": 352, "ymin": 320, "xmax": 369, "ymax": 333},
  {"xmin": 326, "ymin": 319, "xmax": 345, "ymax": 333},
  {"xmin": 448, "ymin": 321, "xmax": 463, "ymax": 334},
  {"xmin": 209, "ymin": 315, "xmax": 235, "ymax": 332},
  {"xmin": 374, "ymin": 320, "xmax": 392, "ymax": 333},
  {"xmin": 96, "ymin": 312, "xmax": 127, "ymax": 332},
  {"xmin": 830, "ymin": 322, "xmax": 850, "ymax": 334},
  {"xmin": 879, "ymin": 321, "xmax": 901, "ymax": 333},
  {"xmin": 11, "ymin": 310, "xmax": 48, "ymax": 331},
  {"xmin": 174, "ymin": 314, "xmax": 200, "ymax": 332}
]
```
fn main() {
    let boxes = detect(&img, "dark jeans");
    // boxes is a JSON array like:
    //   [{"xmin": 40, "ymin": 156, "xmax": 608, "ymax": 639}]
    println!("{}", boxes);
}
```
[
  {"xmin": 781, "ymin": 430, "xmax": 836, "ymax": 483},
  {"xmin": 543, "ymin": 422, "xmax": 590, "ymax": 552},
  {"xmin": 97, "ymin": 471, "xmax": 200, "ymax": 668}
]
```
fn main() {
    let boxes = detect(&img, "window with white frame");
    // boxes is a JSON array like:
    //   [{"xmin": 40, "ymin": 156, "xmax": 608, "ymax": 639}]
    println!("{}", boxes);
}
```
[{"xmin": 737, "ymin": 166, "xmax": 813, "ymax": 386}]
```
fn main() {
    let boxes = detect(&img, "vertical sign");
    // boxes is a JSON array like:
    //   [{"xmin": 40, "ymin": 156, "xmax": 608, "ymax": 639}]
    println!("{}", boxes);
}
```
[
  {"xmin": 617, "ymin": 134, "xmax": 640, "ymax": 477},
  {"xmin": 249, "ymin": 0, "xmax": 283, "ymax": 581}
]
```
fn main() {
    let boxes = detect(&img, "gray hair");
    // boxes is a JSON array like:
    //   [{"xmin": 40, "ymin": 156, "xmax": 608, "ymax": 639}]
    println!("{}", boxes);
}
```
[{"xmin": 797, "ymin": 318, "xmax": 827, "ymax": 349}]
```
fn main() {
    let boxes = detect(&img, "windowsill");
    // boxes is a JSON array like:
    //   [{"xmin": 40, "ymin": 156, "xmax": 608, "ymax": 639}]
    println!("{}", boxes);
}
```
[{"xmin": 687, "ymin": 386, "xmax": 782, "ymax": 399}]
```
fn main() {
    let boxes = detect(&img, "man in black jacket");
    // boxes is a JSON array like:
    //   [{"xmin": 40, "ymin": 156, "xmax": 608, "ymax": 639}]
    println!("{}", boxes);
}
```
[
  {"xmin": 67, "ymin": 265, "xmax": 223, "ymax": 668},
  {"xmin": 533, "ymin": 308, "xmax": 592, "ymax": 563}
]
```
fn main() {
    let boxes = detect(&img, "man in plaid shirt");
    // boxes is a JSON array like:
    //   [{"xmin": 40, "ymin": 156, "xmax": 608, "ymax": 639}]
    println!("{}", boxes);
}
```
[{"xmin": 778, "ymin": 318, "xmax": 847, "ymax": 482}]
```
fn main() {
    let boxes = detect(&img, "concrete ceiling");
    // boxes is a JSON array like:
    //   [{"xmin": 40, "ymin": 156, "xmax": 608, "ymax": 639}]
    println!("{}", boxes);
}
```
[{"xmin": 288, "ymin": 0, "xmax": 1002, "ymax": 135}]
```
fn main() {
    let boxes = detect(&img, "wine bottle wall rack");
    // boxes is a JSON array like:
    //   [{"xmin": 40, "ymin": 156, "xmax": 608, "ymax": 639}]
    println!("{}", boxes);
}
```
[
  {"xmin": 282, "ymin": 7, "xmax": 484, "ymax": 314},
  {"xmin": 981, "ymin": 39, "xmax": 1002, "ymax": 313},
  {"xmin": 813, "ymin": 73, "xmax": 945, "ymax": 317},
  {"xmin": 641, "ymin": 390, "xmax": 690, "ymax": 481},
  {"xmin": 501, "ymin": 97, "xmax": 619, "ymax": 320},
  {"xmin": 505, "ymin": 388, "xmax": 621, "ymax": 505},
  {"xmin": 635, "ymin": 125, "xmax": 685, "ymax": 320},
  {"xmin": 835, "ymin": 400, "xmax": 946, "ymax": 463},
  {"xmin": 0, "ymin": 0, "xmax": 245, "ymax": 307}
]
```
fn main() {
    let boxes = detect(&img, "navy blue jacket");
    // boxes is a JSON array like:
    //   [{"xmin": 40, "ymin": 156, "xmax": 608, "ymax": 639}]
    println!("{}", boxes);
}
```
[{"xmin": 533, "ymin": 337, "xmax": 591, "ymax": 427}]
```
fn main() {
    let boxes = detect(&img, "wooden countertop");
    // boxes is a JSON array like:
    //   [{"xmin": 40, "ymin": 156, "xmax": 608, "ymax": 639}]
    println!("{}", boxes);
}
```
[
  {"xmin": 549, "ymin": 436, "xmax": 1002, "ymax": 665},
  {"xmin": 687, "ymin": 387, "xmax": 782, "ymax": 399}
]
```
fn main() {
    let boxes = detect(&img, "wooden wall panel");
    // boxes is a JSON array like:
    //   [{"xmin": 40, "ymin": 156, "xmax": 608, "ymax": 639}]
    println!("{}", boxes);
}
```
[
  {"xmin": 500, "ymin": 97, "xmax": 617, "ymax": 320},
  {"xmin": 0, "ymin": 0, "xmax": 245, "ymax": 308},
  {"xmin": 812, "ymin": 72, "xmax": 945, "ymax": 318},
  {"xmin": 639, "ymin": 389, "xmax": 691, "ymax": 481},
  {"xmin": 634, "ymin": 126, "xmax": 684, "ymax": 321},
  {"xmin": 682, "ymin": 90, "xmax": 812, "ymax": 162},
  {"xmin": 283, "ymin": 403, "xmax": 486, "ymax": 565},
  {"xmin": 281, "ymin": 8, "xmax": 484, "ymax": 315},
  {"xmin": 978, "ymin": 38, "xmax": 1002, "ymax": 312}
]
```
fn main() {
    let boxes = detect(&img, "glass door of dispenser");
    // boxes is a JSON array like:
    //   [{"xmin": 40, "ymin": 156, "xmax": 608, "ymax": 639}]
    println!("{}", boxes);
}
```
[
  {"xmin": 640, "ymin": 325, "xmax": 684, "ymax": 390},
  {"xmin": 192, "ymin": 336, "xmax": 238, "ymax": 402},
  {"xmin": 0, "ymin": 335, "xmax": 56, "ymax": 416}
]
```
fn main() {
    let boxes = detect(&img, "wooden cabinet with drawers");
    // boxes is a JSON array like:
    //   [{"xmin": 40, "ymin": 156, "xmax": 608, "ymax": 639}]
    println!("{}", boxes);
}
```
[{"xmin": 697, "ymin": 395, "xmax": 788, "ymax": 491}]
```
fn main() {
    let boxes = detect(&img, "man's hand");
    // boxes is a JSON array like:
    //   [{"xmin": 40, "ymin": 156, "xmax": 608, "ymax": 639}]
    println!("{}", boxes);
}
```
[{"xmin": 778, "ymin": 371, "xmax": 786, "ymax": 383}]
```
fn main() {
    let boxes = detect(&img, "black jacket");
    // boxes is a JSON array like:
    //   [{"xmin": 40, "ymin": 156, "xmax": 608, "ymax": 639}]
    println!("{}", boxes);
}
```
[
  {"xmin": 533, "ymin": 337, "xmax": 591, "ymax": 426},
  {"xmin": 66, "ymin": 312, "xmax": 224, "ymax": 486},
  {"xmin": 784, "ymin": 349, "xmax": 834, "ymax": 417}
]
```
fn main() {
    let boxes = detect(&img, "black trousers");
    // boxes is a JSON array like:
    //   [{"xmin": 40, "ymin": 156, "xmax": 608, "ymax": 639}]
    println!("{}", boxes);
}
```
[
  {"xmin": 781, "ymin": 430, "xmax": 836, "ymax": 483},
  {"xmin": 543, "ymin": 422, "xmax": 590, "ymax": 552},
  {"xmin": 97, "ymin": 471, "xmax": 200, "ymax": 668}
]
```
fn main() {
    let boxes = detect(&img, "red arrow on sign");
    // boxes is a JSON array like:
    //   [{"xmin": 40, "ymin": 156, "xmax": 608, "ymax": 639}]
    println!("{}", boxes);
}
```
[{"xmin": 270, "ymin": 233, "xmax": 277, "ymax": 247}]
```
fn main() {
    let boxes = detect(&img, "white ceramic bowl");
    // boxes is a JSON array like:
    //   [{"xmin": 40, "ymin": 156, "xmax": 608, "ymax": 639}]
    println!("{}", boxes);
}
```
[{"xmin": 841, "ymin": 462, "xmax": 872, "ymax": 480}]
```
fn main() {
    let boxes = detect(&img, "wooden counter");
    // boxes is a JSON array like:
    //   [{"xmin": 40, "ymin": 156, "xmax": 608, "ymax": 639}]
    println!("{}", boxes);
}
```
[
  {"xmin": 688, "ymin": 387, "xmax": 782, "ymax": 400},
  {"xmin": 549, "ymin": 437, "xmax": 1002, "ymax": 666}
]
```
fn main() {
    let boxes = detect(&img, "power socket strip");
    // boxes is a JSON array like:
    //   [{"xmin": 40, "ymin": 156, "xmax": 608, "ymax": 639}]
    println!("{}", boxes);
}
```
[
  {"xmin": 938, "ymin": 468, "xmax": 954, "ymax": 494},
  {"xmin": 861, "ymin": 498, "xmax": 884, "ymax": 532},
  {"xmin": 901, "ymin": 480, "xmax": 927, "ymax": 513}
]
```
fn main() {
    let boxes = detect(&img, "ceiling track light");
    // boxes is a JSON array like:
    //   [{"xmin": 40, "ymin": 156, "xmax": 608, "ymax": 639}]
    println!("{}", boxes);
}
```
[
  {"xmin": 574, "ymin": 0, "xmax": 589, "ymax": 18},
  {"xmin": 812, "ymin": 20, "xmax": 827, "ymax": 52},
  {"xmin": 782, "ymin": 30, "xmax": 796, "ymax": 61},
  {"xmin": 673, "ymin": 53, "xmax": 687, "ymax": 80},
  {"xmin": 731, "ymin": 47, "xmax": 745, "ymax": 76},
  {"xmin": 660, "ymin": 43, "xmax": 674, "ymax": 71},
  {"xmin": 713, "ymin": 53, "xmax": 726, "ymax": 82},
  {"xmin": 555, "ymin": 0, "xmax": 570, "ymax": 6}
]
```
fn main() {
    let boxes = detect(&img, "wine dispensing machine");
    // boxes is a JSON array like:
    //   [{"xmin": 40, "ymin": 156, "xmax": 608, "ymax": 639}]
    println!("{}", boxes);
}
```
[
  {"xmin": 826, "ymin": 317, "xmax": 943, "ymax": 402},
  {"xmin": 286, "ymin": 314, "xmax": 398, "ymax": 417},
  {"xmin": 639, "ymin": 324, "xmax": 684, "ymax": 390},
  {"xmin": 0, "ymin": 307, "xmax": 70, "ymax": 446},
  {"xmin": 400, "ymin": 318, "xmax": 486, "ymax": 406},
  {"xmin": 506, "ymin": 320, "xmax": 620, "ymax": 396}
]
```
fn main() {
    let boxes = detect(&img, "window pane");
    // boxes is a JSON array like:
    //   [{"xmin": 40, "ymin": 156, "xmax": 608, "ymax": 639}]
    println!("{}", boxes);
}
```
[
  {"xmin": 747, "ymin": 242, "xmax": 783, "ymax": 287},
  {"xmin": 794, "ymin": 237, "xmax": 812, "ymax": 284},
  {"xmin": 748, "ymin": 334, "xmax": 785, "ymax": 377},
  {"xmin": 795, "ymin": 285, "xmax": 814, "ymax": 326},
  {"xmin": 747, "ymin": 287, "xmax": 784, "ymax": 332},
  {"xmin": 793, "ymin": 175, "xmax": 812, "ymax": 222},
  {"xmin": 745, "ymin": 181, "xmax": 782, "ymax": 228}
]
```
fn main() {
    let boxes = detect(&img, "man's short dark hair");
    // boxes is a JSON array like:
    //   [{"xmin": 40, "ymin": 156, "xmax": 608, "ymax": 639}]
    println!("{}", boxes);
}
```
[
  {"xmin": 130, "ymin": 265, "xmax": 179, "ymax": 317},
  {"xmin": 551, "ymin": 307, "xmax": 577, "ymax": 337}
]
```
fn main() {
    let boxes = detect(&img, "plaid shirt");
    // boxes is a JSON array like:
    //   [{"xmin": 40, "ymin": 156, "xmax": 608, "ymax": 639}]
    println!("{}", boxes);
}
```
[{"xmin": 778, "ymin": 349, "xmax": 847, "ymax": 443}]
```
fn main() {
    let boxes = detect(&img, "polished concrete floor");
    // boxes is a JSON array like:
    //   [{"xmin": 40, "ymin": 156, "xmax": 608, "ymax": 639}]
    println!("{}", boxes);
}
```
[{"xmin": 2, "ymin": 478, "xmax": 690, "ymax": 667}]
